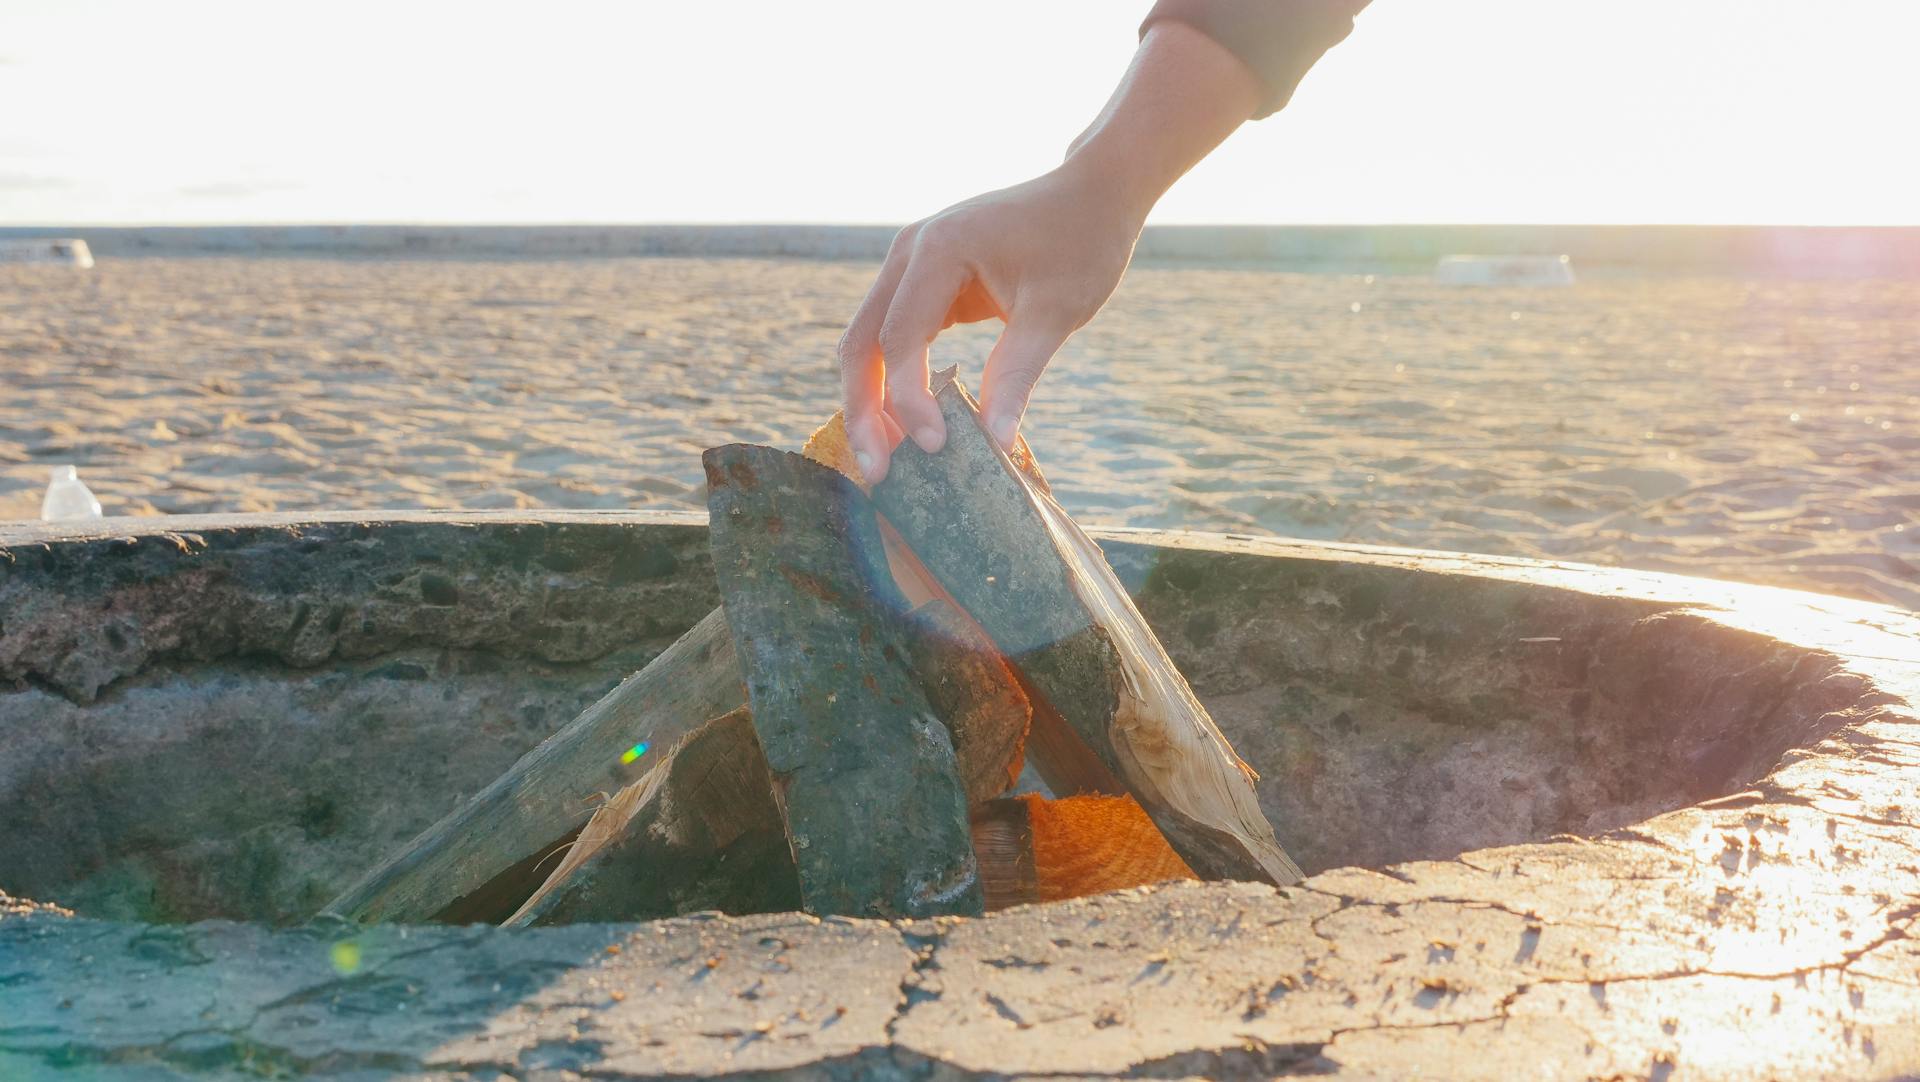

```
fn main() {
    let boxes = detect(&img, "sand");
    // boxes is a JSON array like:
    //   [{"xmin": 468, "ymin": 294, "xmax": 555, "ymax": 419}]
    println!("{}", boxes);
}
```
[{"xmin": 2, "ymin": 256, "xmax": 1915, "ymax": 610}]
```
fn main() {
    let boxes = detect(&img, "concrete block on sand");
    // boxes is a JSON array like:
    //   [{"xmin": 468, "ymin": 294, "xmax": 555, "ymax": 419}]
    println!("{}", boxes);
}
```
[{"xmin": 3, "ymin": 512, "xmax": 1918, "ymax": 1078}]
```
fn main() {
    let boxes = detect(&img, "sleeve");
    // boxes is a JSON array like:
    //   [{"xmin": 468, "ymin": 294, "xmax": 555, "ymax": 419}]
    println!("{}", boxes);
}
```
[{"xmin": 1139, "ymin": 0, "xmax": 1371, "ymax": 118}]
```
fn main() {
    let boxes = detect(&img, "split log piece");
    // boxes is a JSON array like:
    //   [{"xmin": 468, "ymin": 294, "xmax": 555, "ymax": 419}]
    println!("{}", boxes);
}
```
[
  {"xmin": 323, "ymin": 605, "xmax": 743, "ymax": 923},
  {"xmin": 971, "ymin": 794, "xmax": 1197, "ymax": 911},
  {"xmin": 505, "ymin": 707, "xmax": 799, "ymax": 926},
  {"xmin": 705, "ymin": 442, "xmax": 983, "ymax": 918},
  {"xmin": 903, "ymin": 599, "xmax": 1030, "ymax": 804},
  {"xmin": 871, "ymin": 370, "xmax": 1304, "ymax": 885},
  {"xmin": 808, "ymin": 412, "xmax": 1125, "ymax": 799}
]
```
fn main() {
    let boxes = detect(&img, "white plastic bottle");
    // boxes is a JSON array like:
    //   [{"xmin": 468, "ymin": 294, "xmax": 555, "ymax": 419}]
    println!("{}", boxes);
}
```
[{"xmin": 41, "ymin": 465, "xmax": 103, "ymax": 520}]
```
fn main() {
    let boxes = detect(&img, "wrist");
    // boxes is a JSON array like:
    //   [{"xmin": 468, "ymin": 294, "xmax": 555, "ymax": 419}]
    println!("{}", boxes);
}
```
[
  {"xmin": 1054, "ymin": 143, "xmax": 1164, "ymax": 230},
  {"xmin": 1054, "ymin": 22, "xmax": 1259, "ymax": 227}
]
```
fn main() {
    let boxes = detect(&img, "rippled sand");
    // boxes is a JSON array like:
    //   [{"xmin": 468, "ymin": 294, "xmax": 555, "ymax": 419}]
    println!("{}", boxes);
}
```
[{"xmin": 3, "ymin": 257, "xmax": 1915, "ymax": 610}]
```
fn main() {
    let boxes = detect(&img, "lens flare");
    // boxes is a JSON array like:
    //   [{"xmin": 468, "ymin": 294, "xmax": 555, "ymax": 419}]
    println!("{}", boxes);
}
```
[
  {"xmin": 620, "ymin": 742, "xmax": 650, "ymax": 765},
  {"xmin": 330, "ymin": 940, "xmax": 362, "ymax": 975}
]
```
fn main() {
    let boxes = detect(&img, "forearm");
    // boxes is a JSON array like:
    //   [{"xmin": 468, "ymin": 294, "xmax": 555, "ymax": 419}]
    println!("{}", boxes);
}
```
[{"xmin": 1060, "ymin": 22, "xmax": 1263, "ymax": 222}]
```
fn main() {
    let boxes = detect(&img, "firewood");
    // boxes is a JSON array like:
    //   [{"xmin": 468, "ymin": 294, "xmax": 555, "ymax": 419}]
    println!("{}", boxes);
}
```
[
  {"xmin": 903, "ymin": 599, "xmax": 1029, "ymax": 804},
  {"xmin": 504, "ymin": 708, "xmax": 798, "ymax": 926},
  {"xmin": 506, "ymin": 603, "xmax": 1034, "ymax": 925},
  {"xmin": 871, "ymin": 370, "xmax": 1304, "ymax": 885},
  {"xmin": 705, "ymin": 442, "xmax": 984, "ymax": 918},
  {"xmin": 323, "ymin": 605, "xmax": 743, "ymax": 924},
  {"xmin": 809, "ymin": 411, "xmax": 1125, "ymax": 800},
  {"xmin": 325, "ymin": 416, "xmax": 1037, "ymax": 925},
  {"xmin": 971, "ymin": 794, "xmax": 1197, "ymax": 911}
]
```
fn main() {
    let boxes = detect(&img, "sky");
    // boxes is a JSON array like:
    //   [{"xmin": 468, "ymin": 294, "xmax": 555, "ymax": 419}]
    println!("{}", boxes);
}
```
[{"xmin": 3, "ymin": 0, "xmax": 1917, "ymax": 226}]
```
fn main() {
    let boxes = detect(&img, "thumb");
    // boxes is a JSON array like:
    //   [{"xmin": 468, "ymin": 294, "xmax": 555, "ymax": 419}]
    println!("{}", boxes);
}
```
[{"xmin": 978, "ymin": 319, "xmax": 1072, "ymax": 451}]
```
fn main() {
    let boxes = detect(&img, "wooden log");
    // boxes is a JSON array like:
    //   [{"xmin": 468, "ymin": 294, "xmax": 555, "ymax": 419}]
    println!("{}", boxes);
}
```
[
  {"xmin": 971, "ymin": 794, "xmax": 1197, "ymax": 911},
  {"xmin": 903, "ymin": 599, "xmax": 1029, "ymax": 804},
  {"xmin": 322, "ymin": 605, "xmax": 744, "ymax": 923},
  {"xmin": 809, "ymin": 411, "xmax": 1126, "ymax": 801},
  {"xmin": 871, "ymin": 370, "xmax": 1304, "ymax": 885},
  {"xmin": 967, "ymin": 798, "xmax": 1038, "ymax": 909},
  {"xmin": 705, "ymin": 443, "xmax": 984, "ymax": 918},
  {"xmin": 812, "ymin": 402, "xmax": 1111, "ymax": 805},
  {"xmin": 505, "ymin": 708, "xmax": 799, "ymax": 926}
]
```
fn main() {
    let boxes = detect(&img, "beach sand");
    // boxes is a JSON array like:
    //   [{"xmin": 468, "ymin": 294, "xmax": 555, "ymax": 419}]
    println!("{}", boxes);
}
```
[{"xmin": 2, "ymin": 256, "xmax": 1915, "ymax": 610}]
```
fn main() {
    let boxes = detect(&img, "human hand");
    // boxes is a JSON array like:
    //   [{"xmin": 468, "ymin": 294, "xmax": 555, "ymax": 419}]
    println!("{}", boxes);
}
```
[
  {"xmin": 836, "ymin": 163, "xmax": 1149, "ymax": 483},
  {"xmin": 835, "ymin": 21, "xmax": 1261, "ymax": 483}
]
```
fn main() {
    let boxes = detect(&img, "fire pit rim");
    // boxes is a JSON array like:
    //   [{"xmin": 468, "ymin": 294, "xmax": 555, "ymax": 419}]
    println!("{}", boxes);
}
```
[{"xmin": 2, "ymin": 510, "xmax": 1918, "ymax": 1077}]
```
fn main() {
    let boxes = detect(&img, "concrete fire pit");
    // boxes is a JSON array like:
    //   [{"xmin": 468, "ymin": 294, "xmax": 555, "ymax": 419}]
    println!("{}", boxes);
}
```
[{"xmin": 2, "ymin": 511, "xmax": 1916, "ymax": 1079}]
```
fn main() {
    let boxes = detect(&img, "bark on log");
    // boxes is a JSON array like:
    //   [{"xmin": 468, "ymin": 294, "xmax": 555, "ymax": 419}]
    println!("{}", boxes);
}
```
[
  {"xmin": 505, "ymin": 708, "xmax": 799, "ymax": 926},
  {"xmin": 871, "ymin": 371, "xmax": 1304, "ymax": 885},
  {"xmin": 808, "ymin": 412, "xmax": 1125, "ymax": 801},
  {"xmin": 322, "ymin": 606, "xmax": 743, "ymax": 923},
  {"xmin": 705, "ymin": 443, "xmax": 984, "ymax": 918}
]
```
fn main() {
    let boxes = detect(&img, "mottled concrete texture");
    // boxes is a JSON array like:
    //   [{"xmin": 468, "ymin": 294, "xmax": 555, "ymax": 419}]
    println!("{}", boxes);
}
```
[
  {"xmin": 3, "ymin": 512, "xmax": 1918, "ymax": 1079},
  {"xmin": 0, "ymin": 513, "xmax": 713, "ymax": 923}
]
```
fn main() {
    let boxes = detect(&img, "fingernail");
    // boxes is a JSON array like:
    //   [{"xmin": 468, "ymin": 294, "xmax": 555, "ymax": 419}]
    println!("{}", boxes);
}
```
[
  {"xmin": 855, "ymin": 451, "xmax": 875, "ymax": 477},
  {"xmin": 913, "ymin": 425, "xmax": 945, "ymax": 453},
  {"xmin": 987, "ymin": 413, "xmax": 1019, "ymax": 450}
]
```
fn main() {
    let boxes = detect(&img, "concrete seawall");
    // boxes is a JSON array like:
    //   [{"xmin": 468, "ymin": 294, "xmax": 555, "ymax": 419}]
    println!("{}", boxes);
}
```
[{"xmin": 2, "ymin": 223, "xmax": 1916, "ymax": 275}]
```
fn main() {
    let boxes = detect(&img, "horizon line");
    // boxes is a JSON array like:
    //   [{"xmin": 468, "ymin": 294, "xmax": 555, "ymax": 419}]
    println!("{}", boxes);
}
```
[{"xmin": 6, "ymin": 221, "xmax": 1920, "ymax": 232}]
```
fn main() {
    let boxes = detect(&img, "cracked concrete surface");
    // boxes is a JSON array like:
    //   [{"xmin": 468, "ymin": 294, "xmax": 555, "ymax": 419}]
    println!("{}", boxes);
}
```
[{"xmin": 3, "ymin": 512, "xmax": 1918, "ymax": 1079}]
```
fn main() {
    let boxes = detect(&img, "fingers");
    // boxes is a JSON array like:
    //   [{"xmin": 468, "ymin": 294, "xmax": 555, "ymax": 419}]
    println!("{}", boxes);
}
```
[
  {"xmin": 838, "ymin": 243, "xmax": 910, "ymax": 482},
  {"xmin": 878, "ymin": 255, "xmax": 968, "ymax": 457},
  {"xmin": 979, "ymin": 318, "xmax": 1073, "ymax": 451}
]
